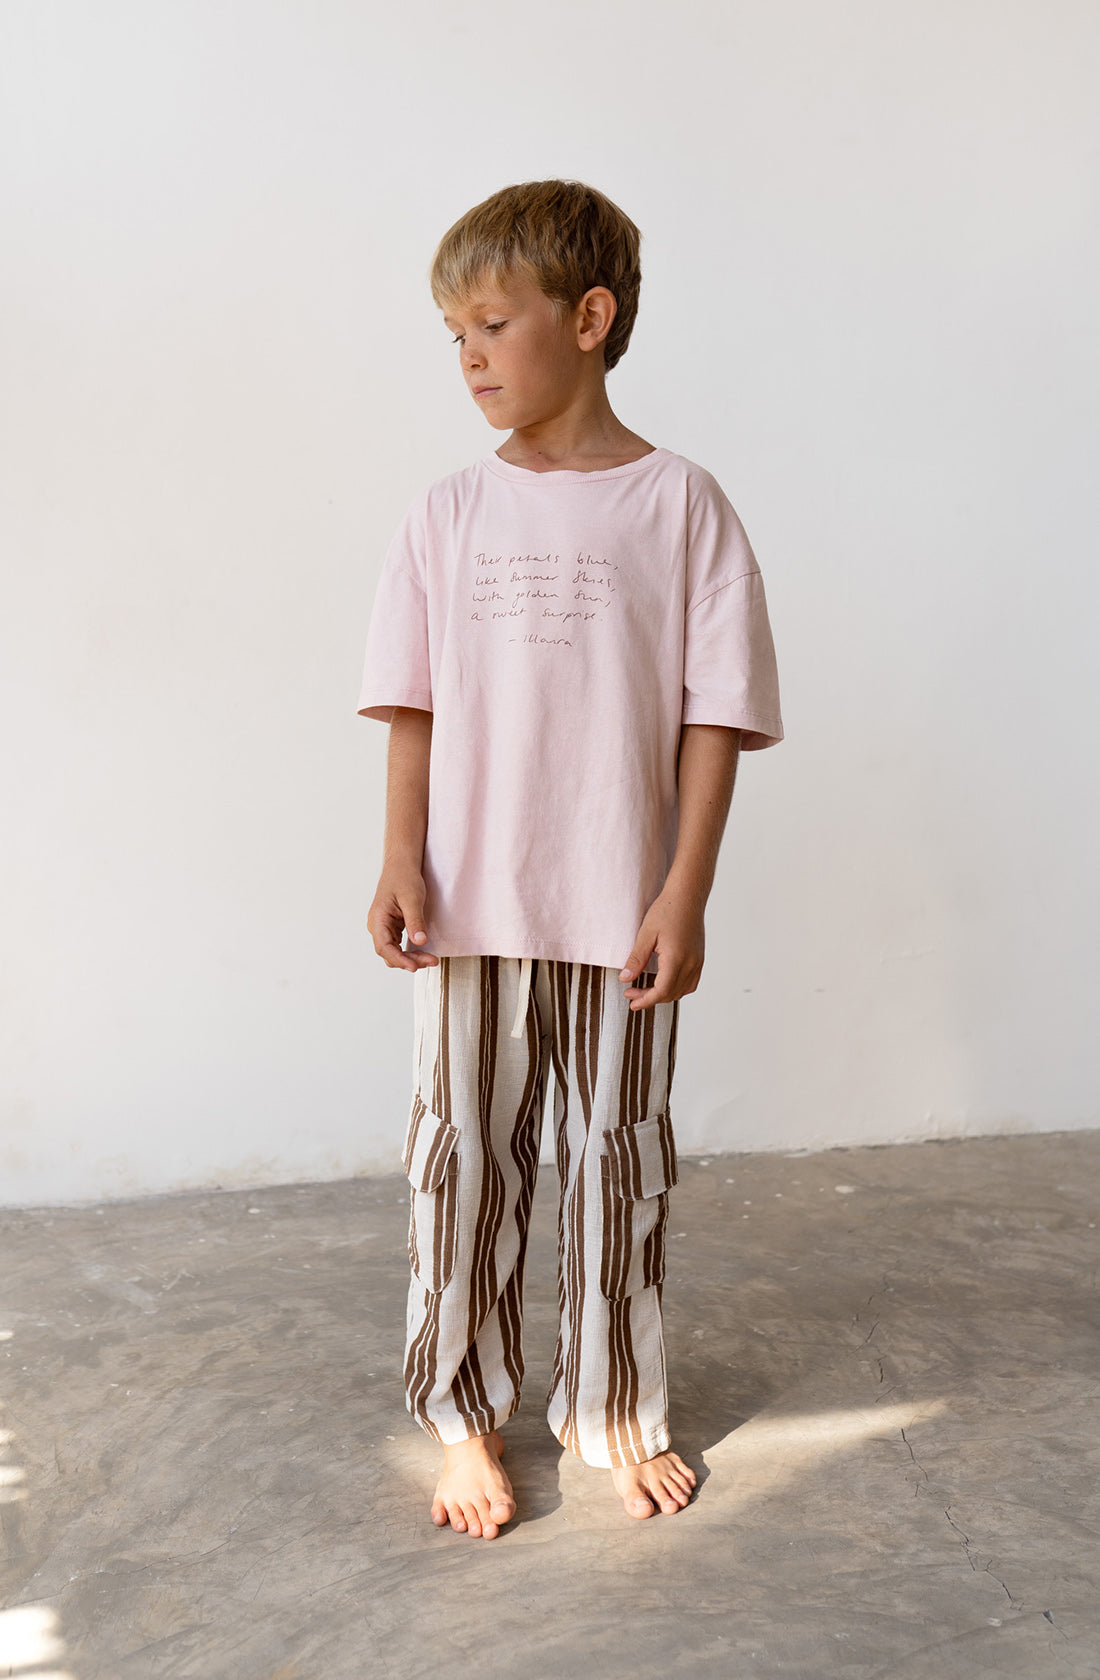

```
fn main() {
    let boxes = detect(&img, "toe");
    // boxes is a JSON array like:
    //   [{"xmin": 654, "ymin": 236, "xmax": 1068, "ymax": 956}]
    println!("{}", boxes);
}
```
[
  {"xmin": 469, "ymin": 1494, "xmax": 493, "ymax": 1537},
  {"xmin": 628, "ymin": 1493, "xmax": 654, "ymax": 1520},
  {"xmin": 446, "ymin": 1503, "xmax": 467, "ymax": 1533},
  {"xmin": 430, "ymin": 1499, "xmax": 448, "ymax": 1527}
]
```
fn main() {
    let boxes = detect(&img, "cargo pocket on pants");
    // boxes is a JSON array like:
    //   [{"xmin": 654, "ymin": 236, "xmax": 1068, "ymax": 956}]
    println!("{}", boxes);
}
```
[
  {"xmin": 599, "ymin": 1110, "xmax": 679, "ymax": 1300},
  {"xmin": 403, "ymin": 1093, "xmax": 460, "ymax": 1294}
]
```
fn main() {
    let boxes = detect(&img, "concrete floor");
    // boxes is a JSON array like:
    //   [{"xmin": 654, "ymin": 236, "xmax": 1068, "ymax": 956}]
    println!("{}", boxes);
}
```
[{"xmin": 1, "ymin": 1131, "xmax": 1099, "ymax": 1680}]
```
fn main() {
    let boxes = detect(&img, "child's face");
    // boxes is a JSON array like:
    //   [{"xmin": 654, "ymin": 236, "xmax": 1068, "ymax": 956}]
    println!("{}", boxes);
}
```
[{"xmin": 441, "ymin": 271, "xmax": 601, "ymax": 431}]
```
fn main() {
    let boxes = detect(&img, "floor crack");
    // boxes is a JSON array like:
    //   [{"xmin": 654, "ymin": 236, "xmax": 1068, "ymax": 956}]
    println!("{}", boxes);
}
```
[
  {"xmin": 944, "ymin": 1505, "xmax": 1019, "ymax": 1606},
  {"xmin": 900, "ymin": 1427, "xmax": 928, "ymax": 1496},
  {"xmin": 1043, "ymin": 1609, "xmax": 1070, "ymax": 1643}
]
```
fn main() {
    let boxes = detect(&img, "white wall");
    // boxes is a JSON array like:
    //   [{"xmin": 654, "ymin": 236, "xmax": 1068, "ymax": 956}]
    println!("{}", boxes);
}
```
[{"xmin": 2, "ymin": 1, "xmax": 1097, "ymax": 1205}]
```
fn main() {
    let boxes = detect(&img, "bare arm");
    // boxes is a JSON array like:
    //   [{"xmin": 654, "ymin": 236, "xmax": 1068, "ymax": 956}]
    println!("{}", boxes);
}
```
[
  {"xmin": 619, "ymin": 723, "xmax": 741, "ymax": 1008},
  {"xmin": 366, "ymin": 706, "xmax": 439, "ymax": 971}
]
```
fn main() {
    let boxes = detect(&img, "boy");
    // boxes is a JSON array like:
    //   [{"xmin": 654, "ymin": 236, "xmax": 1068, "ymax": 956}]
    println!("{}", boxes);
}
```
[{"xmin": 358, "ymin": 179, "xmax": 783, "ymax": 1539}]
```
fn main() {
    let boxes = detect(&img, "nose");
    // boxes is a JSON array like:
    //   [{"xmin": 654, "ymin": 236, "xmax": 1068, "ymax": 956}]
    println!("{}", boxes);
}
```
[{"xmin": 461, "ymin": 339, "xmax": 485, "ymax": 372}]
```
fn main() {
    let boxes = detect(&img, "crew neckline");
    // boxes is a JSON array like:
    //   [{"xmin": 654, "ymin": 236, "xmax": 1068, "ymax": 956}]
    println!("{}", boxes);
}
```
[{"xmin": 482, "ymin": 446, "xmax": 670, "ymax": 484}]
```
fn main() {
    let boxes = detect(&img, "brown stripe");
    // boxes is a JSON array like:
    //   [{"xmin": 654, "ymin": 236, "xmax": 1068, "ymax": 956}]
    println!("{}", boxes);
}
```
[
  {"xmin": 451, "ymin": 1347, "xmax": 478, "ymax": 1425},
  {"xmin": 604, "ymin": 1296, "xmax": 638, "ymax": 1465},
  {"xmin": 500, "ymin": 996, "xmax": 544, "ymax": 1396},
  {"xmin": 419, "ymin": 1120, "xmax": 455, "ymax": 1192},
  {"xmin": 405, "ymin": 1289, "xmax": 443, "ymax": 1435},
  {"xmin": 432, "ymin": 959, "xmax": 452, "ymax": 1123},
  {"xmin": 469, "ymin": 958, "xmax": 505, "ymax": 1331},
  {"xmin": 407, "ymin": 976, "xmax": 446, "ymax": 1428},
  {"xmin": 561, "ymin": 965, "xmax": 604, "ymax": 1456},
  {"xmin": 403, "ymin": 1092, "xmax": 426, "ymax": 1175},
  {"xmin": 620, "ymin": 975, "xmax": 655, "ymax": 1130},
  {"xmin": 561, "ymin": 966, "xmax": 589, "ymax": 1450},
  {"xmin": 602, "ymin": 1242, "xmax": 622, "ymax": 1459},
  {"xmin": 433, "ymin": 1155, "xmax": 459, "ymax": 1290},
  {"xmin": 408, "ymin": 1190, "xmax": 420, "ymax": 1280},
  {"xmin": 460, "ymin": 958, "xmax": 503, "ymax": 1431},
  {"xmin": 638, "ymin": 995, "xmax": 655, "ymax": 1123},
  {"xmin": 619, "ymin": 987, "xmax": 638, "ymax": 1130},
  {"xmin": 497, "ymin": 1269, "xmax": 525, "ymax": 1403},
  {"xmin": 642, "ymin": 1192, "xmax": 668, "ymax": 1290},
  {"xmin": 657, "ymin": 1109, "xmax": 677, "ymax": 1190},
  {"xmin": 454, "ymin": 1343, "xmax": 493, "ymax": 1438},
  {"xmin": 547, "ymin": 964, "xmax": 571, "ymax": 1412},
  {"xmin": 557, "ymin": 962, "xmax": 587, "ymax": 1454},
  {"xmin": 613, "ymin": 1294, "xmax": 643, "ymax": 1464},
  {"xmin": 605, "ymin": 1294, "xmax": 627, "ymax": 1459},
  {"xmin": 600, "ymin": 1154, "xmax": 631, "ymax": 1301},
  {"xmin": 627, "ymin": 1124, "xmax": 644, "ymax": 1199}
]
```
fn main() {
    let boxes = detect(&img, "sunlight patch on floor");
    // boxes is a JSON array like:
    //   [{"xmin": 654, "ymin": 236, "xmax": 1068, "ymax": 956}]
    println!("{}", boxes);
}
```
[
  {"xmin": 0, "ymin": 1605, "xmax": 73, "ymax": 1673},
  {"xmin": 703, "ymin": 1399, "xmax": 946, "ymax": 1504}
]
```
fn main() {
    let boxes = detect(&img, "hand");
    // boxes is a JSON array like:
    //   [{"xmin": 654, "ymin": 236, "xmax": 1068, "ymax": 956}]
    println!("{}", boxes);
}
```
[
  {"xmin": 618, "ymin": 887, "xmax": 705, "ymax": 1010},
  {"xmin": 367, "ymin": 869, "xmax": 439, "ymax": 972}
]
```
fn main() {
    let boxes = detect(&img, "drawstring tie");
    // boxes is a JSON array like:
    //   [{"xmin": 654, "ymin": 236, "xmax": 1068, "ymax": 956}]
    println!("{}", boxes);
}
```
[{"xmin": 509, "ymin": 956, "xmax": 533, "ymax": 1038}]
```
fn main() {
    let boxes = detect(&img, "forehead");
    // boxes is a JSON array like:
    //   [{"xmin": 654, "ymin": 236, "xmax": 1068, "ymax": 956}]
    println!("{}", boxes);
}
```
[{"xmin": 440, "ymin": 273, "xmax": 547, "ymax": 327}]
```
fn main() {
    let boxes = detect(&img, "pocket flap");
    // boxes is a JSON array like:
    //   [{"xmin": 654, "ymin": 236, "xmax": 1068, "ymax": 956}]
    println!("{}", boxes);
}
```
[
  {"xmin": 403, "ymin": 1093, "xmax": 459, "ymax": 1193},
  {"xmin": 603, "ymin": 1111, "xmax": 678, "ymax": 1199}
]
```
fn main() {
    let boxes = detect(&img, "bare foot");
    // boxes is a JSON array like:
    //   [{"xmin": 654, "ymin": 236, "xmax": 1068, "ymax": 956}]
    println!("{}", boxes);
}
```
[
  {"xmin": 430, "ymin": 1429, "xmax": 516, "ymax": 1539},
  {"xmin": 611, "ymin": 1449, "xmax": 696, "ymax": 1519}
]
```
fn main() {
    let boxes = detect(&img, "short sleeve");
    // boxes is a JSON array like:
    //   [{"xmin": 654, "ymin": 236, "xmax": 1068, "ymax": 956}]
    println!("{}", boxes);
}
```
[
  {"xmin": 682, "ymin": 469, "xmax": 784, "ymax": 750},
  {"xmin": 356, "ymin": 494, "xmax": 433, "ymax": 723}
]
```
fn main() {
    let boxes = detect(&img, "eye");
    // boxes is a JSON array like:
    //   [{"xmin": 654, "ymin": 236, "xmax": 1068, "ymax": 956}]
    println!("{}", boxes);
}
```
[{"xmin": 450, "ymin": 320, "xmax": 505, "ymax": 346}]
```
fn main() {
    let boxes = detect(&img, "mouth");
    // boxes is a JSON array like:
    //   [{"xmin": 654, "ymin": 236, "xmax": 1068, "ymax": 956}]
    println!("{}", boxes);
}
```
[{"xmin": 473, "ymin": 386, "xmax": 501, "ymax": 399}]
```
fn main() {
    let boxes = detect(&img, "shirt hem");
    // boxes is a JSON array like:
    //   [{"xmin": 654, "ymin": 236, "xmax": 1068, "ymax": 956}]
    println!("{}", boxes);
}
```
[
  {"xmin": 681, "ymin": 702, "xmax": 784, "ymax": 745},
  {"xmin": 357, "ymin": 690, "xmax": 434, "ymax": 721},
  {"xmin": 426, "ymin": 930, "xmax": 635, "ymax": 968}
]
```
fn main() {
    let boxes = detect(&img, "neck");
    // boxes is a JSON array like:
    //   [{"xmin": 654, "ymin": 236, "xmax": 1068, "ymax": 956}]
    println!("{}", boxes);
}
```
[{"xmin": 497, "ymin": 390, "xmax": 650, "ymax": 473}]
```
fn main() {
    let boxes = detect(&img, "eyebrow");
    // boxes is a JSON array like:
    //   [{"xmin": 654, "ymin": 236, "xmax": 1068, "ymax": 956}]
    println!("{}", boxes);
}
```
[{"xmin": 442, "ymin": 300, "xmax": 509, "ymax": 330}]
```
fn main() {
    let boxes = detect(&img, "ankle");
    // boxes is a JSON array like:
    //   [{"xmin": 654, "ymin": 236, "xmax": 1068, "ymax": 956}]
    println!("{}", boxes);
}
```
[{"xmin": 442, "ymin": 1429, "xmax": 502, "ymax": 1460}]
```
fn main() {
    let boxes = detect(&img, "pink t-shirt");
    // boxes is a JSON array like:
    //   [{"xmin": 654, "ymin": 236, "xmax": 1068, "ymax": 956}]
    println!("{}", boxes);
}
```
[{"xmin": 357, "ymin": 446, "xmax": 783, "ymax": 968}]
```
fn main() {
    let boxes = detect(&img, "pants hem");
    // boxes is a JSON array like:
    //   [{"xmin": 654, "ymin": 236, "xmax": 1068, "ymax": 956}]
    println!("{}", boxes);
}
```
[
  {"xmin": 549, "ymin": 1420, "xmax": 671, "ymax": 1470},
  {"xmin": 411, "ymin": 1396, "xmax": 521, "ymax": 1445}
]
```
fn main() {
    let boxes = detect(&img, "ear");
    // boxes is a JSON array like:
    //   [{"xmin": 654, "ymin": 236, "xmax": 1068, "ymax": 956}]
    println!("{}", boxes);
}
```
[{"xmin": 574, "ymin": 286, "xmax": 617, "ymax": 356}]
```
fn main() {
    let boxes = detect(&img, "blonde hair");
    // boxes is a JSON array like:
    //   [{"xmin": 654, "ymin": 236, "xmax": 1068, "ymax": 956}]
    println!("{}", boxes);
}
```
[{"xmin": 429, "ymin": 179, "xmax": 642, "ymax": 372}]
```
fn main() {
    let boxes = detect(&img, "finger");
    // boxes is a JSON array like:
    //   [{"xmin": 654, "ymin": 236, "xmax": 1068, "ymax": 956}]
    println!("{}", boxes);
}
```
[
  {"xmin": 619, "ymin": 935, "xmax": 657, "ymax": 985},
  {"xmin": 628, "ymin": 956, "xmax": 701, "ymax": 1005},
  {"xmin": 397, "ymin": 896, "xmax": 429, "ymax": 946},
  {"xmin": 376, "ymin": 918, "xmax": 434, "ymax": 971},
  {"xmin": 387, "ymin": 947, "xmax": 439, "ymax": 972},
  {"xmin": 377, "ymin": 936, "xmax": 420, "ymax": 971},
  {"xmin": 627, "ymin": 964, "xmax": 681, "ymax": 1010},
  {"xmin": 622, "ymin": 963, "xmax": 659, "ymax": 998},
  {"xmin": 371, "ymin": 901, "xmax": 436, "ymax": 971},
  {"xmin": 395, "ymin": 946, "xmax": 439, "ymax": 970}
]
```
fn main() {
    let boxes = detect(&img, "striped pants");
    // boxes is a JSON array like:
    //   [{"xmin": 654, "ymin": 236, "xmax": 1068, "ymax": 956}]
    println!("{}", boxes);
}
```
[{"xmin": 402, "ymin": 954, "xmax": 680, "ymax": 1470}]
